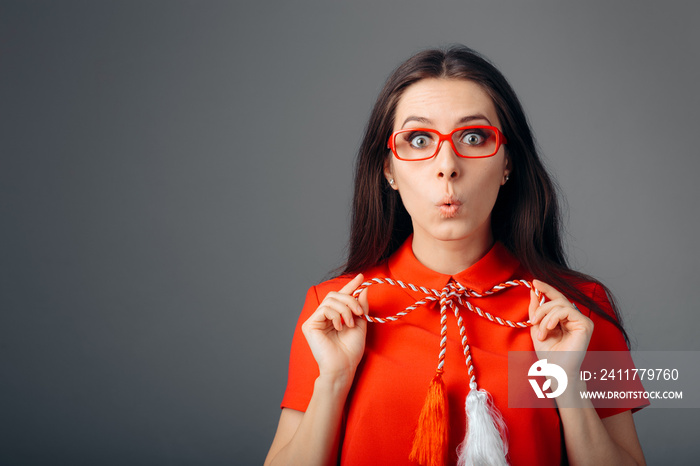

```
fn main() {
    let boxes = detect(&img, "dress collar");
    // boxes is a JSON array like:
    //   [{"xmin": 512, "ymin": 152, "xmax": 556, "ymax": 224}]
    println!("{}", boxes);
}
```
[{"xmin": 387, "ymin": 235, "xmax": 521, "ymax": 293}]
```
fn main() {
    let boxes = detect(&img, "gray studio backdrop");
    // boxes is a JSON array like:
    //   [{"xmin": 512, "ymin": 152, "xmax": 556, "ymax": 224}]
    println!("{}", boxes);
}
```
[{"xmin": 2, "ymin": 1, "xmax": 699, "ymax": 465}]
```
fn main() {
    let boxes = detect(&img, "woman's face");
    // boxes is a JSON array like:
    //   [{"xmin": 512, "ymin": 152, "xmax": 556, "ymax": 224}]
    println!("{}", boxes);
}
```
[{"xmin": 384, "ymin": 78, "xmax": 510, "ymax": 248}]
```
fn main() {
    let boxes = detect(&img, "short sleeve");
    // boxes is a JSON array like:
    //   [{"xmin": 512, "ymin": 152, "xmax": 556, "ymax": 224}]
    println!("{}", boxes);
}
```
[
  {"xmin": 585, "ymin": 283, "xmax": 629, "ymax": 352},
  {"xmin": 583, "ymin": 283, "xmax": 649, "ymax": 417},
  {"xmin": 280, "ymin": 286, "xmax": 321, "ymax": 412}
]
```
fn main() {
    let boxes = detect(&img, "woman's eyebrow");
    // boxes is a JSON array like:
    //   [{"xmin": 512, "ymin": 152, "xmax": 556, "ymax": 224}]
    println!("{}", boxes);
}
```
[
  {"xmin": 401, "ymin": 116, "xmax": 432, "ymax": 128},
  {"xmin": 457, "ymin": 114, "xmax": 491, "ymax": 125},
  {"xmin": 401, "ymin": 114, "xmax": 492, "ymax": 129}
]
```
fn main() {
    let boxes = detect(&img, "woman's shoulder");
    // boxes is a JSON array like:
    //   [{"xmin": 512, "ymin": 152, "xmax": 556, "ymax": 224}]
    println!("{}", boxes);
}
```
[
  {"xmin": 565, "ymin": 276, "xmax": 616, "ymax": 318},
  {"xmin": 561, "ymin": 275, "xmax": 630, "ymax": 350},
  {"xmin": 312, "ymin": 262, "xmax": 391, "ymax": 298},
  {"xmin": 532, "ymin": 267, "xmax": 628, "ymax": 344}
]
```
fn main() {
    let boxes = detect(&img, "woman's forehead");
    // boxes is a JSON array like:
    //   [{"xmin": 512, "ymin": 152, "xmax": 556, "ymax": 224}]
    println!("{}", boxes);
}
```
[{"xmin": 394, "ymin": 78, "xmax": 500, "ymax": 130}]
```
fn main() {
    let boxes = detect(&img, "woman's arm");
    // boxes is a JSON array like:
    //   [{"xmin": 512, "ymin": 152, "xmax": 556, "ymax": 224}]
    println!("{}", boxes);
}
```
[
  {"xmin": 558, "ymin": 401, "xmax": 645, "ymax": 465},
  {"xmin": 528, "ymin": 280, "xmax": 646, "ymax": 466},
  {"xmin": 264, "ymin": 376, "xmax": 352, "ymax": 466},
  {"xmin": 264, "ymin": 274, "xmax": 369, "ymax": 466}
]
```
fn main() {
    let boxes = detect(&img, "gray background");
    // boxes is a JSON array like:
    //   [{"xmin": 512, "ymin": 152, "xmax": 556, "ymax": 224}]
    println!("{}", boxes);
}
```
[{"xmin": 2, "ymin": 1, "xmax": 699, "ymax": 464}]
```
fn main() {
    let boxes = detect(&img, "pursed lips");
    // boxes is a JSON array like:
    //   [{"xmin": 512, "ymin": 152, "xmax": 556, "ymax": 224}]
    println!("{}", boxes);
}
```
[{"xmin": 437, "ymin": 196, "xmax": 462, "ymax": 218}]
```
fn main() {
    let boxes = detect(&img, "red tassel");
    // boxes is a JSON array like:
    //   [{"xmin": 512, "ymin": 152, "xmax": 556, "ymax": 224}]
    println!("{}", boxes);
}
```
[{"xmin": 409, "ymin": 372, "xmax": 448, "ymax": 466}]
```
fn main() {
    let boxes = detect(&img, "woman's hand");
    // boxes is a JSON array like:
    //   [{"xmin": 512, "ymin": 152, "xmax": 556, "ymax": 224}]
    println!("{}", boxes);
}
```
[
  {"xmin": 302, "ymin": 273, "xmax": 369, "ymax": 385},
  {"xmin": 528, "ymin": 279, "xmax": 594, "ymax": 374}
]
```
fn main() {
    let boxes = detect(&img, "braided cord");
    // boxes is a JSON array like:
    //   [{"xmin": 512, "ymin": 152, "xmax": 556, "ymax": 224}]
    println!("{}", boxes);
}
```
[
  {"xmin": 352, "ymin": 278, "xmax": 545, "ymax": 388},
  {"xmin": 352, "ymin": 278, "xmax": 542, "ymax": 327}
]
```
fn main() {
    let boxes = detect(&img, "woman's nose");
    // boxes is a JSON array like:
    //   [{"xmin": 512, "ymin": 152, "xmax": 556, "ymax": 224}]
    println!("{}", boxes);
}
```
[{"xmin": 435, "ymin": 140, "xmax": 460, "ymax": 179}]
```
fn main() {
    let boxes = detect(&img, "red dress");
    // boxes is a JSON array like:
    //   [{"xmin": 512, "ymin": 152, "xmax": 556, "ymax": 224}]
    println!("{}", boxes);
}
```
[{"xmin": 281, "ymin": 238, "xmax": 643, "ymax": 465}]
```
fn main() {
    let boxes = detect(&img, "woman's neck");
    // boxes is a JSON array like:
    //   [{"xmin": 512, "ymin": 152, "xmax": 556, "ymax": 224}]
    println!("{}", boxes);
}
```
[{"xmin": 410, "ymin": 228, "xmax": 494, "ymax": 276}]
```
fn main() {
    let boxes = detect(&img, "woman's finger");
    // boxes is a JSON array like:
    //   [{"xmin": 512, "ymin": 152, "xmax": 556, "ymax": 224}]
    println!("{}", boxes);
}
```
[
  {"xmin": 338, "ymin": 273, "xmax": 365, "ymax": 295},
  {"xmin": 357, "ymin": 288, "xmax": 369, "ymax": 315},
  {"xmin": 304, "ymin": 305, "xmax": 340, "ymax": 332},
  {"xmin": 305, "ymin": 274, "xmax": 368, "ymax": 334},
  {"xmin": 325, "ymin": 291, "xmax": 364, "ymax": 316},
  {"xmin": 528, "ymin": 289, "xmax": 539, "ymax": 321},
  {"xmin": 530, "ymin": 298, "xmax": 574, "ymax": 325},
  {"xmin": 536, "ymin": 306, "xmax": 568, "ymax": 339},
  {"xmin": 321, "ymin": 306, "xmax": 346, "ymax": 331},
  {"xmin": 537, "ymin": 306, "xmax": 591, "ymax": 340},
  {"xmin": 532, "ymin": 279, "xmax": 567, "ymax": 301},
  {"xmin": 536, "ymin": 297, "xmax": 586, "ymax": 328},
  {"xmin": 320, "ymin": 297, "xmax": 358, "ymax": 328}
]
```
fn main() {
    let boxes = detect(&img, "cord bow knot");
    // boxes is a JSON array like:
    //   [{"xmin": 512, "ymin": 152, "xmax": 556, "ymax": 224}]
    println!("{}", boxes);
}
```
[{"xmin": 351, "ymin": 277, "xmax": 544, "ymax": 466}]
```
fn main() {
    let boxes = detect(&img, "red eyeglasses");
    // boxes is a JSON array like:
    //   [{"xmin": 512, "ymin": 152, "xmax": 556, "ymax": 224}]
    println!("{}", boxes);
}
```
[{"xmin": 388, "ymin": 125, "xmax": 507, "ymax": 161}]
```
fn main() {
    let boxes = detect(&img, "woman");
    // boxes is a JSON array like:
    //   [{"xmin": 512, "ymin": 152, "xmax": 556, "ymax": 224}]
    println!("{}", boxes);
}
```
[{"xmin": 265, "ymin": 46, "xmax": 646, "ymax": 465}]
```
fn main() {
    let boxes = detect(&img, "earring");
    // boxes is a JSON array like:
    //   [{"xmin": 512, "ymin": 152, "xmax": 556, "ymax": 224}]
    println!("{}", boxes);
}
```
[
  {"xmin": 389, "ymin": 178, "xmax": 395, "ymax": 185},
  {"xmin": 505, "ymin": 174, "xmax": 510, "ymax": 182}
]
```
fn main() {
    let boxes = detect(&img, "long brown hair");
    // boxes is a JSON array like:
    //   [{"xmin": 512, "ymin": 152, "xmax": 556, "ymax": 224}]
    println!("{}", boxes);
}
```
[{"xmin": 341, "ymin": 45, "xmax": 629, "ymax": 346}]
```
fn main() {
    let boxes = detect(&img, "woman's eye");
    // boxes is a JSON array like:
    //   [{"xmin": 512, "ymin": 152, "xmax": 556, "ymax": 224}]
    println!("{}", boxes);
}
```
[
  {"xmin": 409, "ymin": 133, "xmax": 433, "ymax": 149},
  {"xmin": 461, "ymin": 132, "xmax": 485, "ymax": 145}
]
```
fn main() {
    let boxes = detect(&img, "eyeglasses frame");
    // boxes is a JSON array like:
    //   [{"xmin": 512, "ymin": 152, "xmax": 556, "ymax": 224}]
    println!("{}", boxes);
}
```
[{"xmin": 387, "ymin": 125, "xmax": 508, "ymax": 161}]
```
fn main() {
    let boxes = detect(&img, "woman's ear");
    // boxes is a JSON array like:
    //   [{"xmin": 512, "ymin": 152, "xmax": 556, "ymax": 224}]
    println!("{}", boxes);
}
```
[
  {"xmin": 384, "ymin": 158, "xmax": 398, "ymax": 190},
  {"xmin": 502, "ymin": 154, "xmax": 512, "ymax": 185}
]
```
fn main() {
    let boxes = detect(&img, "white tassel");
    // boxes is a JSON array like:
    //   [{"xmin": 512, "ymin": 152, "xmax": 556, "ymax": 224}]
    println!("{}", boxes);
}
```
[{"xmin": 457, "ymin": 387, "xmax": 509, "ymax": 466}]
